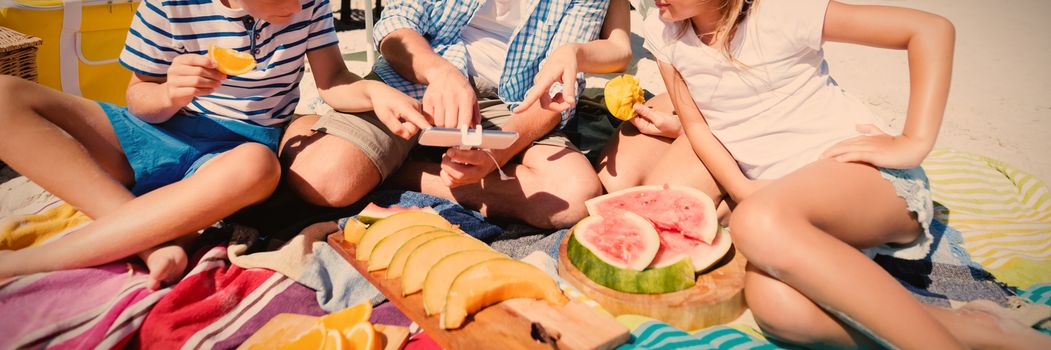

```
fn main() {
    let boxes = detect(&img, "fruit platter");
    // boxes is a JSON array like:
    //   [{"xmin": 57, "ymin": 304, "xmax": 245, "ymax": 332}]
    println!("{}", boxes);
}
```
[
  {"xmin": 327, "ymin": 209, "xmax": 630, "ymax": 350},
  {"xmin": 558, "ymin": 185, "xmax": 747, "ymax": 331}
]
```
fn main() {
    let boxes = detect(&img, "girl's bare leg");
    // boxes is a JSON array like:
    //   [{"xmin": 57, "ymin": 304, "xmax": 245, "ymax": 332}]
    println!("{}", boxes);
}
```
[{"xmin": 729, "ymin": 159, "xmax": 964, "ymax": 348}]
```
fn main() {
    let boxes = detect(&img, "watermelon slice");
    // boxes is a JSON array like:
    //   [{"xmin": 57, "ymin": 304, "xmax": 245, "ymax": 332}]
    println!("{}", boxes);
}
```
[
  {"xmin": 567, "ymin": 231, "xmax": 694, "ymax": 294},
  {"xmin": 585, "ymin": 185, "xmax": 722, "ymax": 270},
  {"xmin": 358, "ymin": 203, "xmax": 438, "ymax": 224},
  {"xmin": 572, "ymin": 213, "xmax": 660, "ymax": 271}
]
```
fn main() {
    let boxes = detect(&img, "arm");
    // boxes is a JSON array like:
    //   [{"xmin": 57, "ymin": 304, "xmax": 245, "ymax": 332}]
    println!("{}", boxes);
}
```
[
  {"xmin": 307, "ymin": 45, "xmax": 430, "ymax": 139},
  {"xmin": 125, "ymin": 54, "xmax": 225, "ymax": 124},
  {"xmin": 820, "ymin": 1, "xmax": 955, "ymax": 167},
  {"xmin": 515, "ymin": 0, "xmax": 631, "ymax": 113},
  {"xmin": 658, "ymin": 60, "xmax": 757, "ymax": 202}
]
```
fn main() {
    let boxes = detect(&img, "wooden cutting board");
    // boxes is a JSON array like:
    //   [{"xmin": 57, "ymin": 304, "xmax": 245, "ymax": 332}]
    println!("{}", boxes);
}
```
[
  {"xmin": 557, "ymin": 230, "xmax": 747, "ymax": 331},
  {"xmin": 327, "ymin": 233, "xmax": 630, "ymax": 350}
]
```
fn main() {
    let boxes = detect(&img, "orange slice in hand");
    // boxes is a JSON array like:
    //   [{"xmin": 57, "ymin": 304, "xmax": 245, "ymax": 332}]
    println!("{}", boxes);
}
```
[
  {"xmin": 342, "ymin": 322, "xmax": 382, "ymax": 350},
  {"xmin": 604, "ymin": 74, "xmax": 645, "ymax": 121},
  {"xmin": 319, "ymin": 300, "xmax": 372, "ymax": 330},
  {"xmin": 208, "ymin": 44, "xmax": 256, "ymax": 76}
]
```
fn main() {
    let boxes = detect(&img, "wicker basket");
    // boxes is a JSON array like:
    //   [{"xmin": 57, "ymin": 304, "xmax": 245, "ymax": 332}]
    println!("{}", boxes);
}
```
[{"xmin": 0, "ymin": 26, "xmax": 43, "ymax": 82}]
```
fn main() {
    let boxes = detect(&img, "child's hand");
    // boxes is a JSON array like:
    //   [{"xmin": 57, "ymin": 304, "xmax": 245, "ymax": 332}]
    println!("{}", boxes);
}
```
[
  {"xmin": 422, "ymin": 66, "xmax": 479, "ymax": 128},
  {"xmin": 369, "ymin": 84, "xmax": 431, "ymax": 140},
  {"xmin": 440, "ymin": 148, "xmax": 499, "ymax": 188},
  {"xmin": 164, "ymin": 54, "xmax": 226, "ymax": 108},
  {"xmin": 631, "ymin": 103, "xmax": 682, "ymax": 138},
  {"xmin": 515, "ymin": 45, "xmax": 578, "ymax": 114},
  {"xmin": 820, "ymin": 124, "xmax": 931, "ymax": 169}
]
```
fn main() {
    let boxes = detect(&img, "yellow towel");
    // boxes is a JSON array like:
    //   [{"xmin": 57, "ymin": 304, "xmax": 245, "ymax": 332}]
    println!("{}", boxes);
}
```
[{"xmin": 0, "ymin": 203, "xmax": 89, "ymax": 250}]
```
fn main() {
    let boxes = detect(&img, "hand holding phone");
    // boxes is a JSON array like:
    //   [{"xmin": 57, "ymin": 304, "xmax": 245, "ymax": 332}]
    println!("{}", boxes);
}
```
[{"xmin": 418, "ymin": 125, "xmax": 519, "ymax": 150}]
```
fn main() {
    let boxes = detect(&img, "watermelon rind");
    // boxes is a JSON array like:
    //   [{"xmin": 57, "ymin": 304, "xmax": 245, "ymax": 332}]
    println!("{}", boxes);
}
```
[
  {"xmin": 567, "ymin": 232, "xmax": 695, "ymax": 294},
  {"xmin": 573, "ymin": 214, "xmax": 660, "ymax": 271}
]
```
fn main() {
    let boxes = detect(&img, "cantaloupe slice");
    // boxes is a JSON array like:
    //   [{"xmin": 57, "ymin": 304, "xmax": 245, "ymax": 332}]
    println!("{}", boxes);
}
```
[
  {"xmin": 386, "ymin": 230, "xmax": 459, "ymax": 279},
  {"xmin": 439, "ymin": 259, "xmax": 567, "ymax": 329},
  {"xmin": 422, "ymin": 249, "xmax": 508, "ymax": 316},
  {"xmin": 355, "ymin": 212, "xmax": 453, "ymax": 261},
  {"xmin": 400, "ymin": 235, "xmax": 491, "ymax": 296},
  {"xmin": 366, "ymin": 225, "xmax": 441, "ymax": 271},
  {"xmin": 343, "ymin": 218, "xmax": 368, "ymax": 244}
]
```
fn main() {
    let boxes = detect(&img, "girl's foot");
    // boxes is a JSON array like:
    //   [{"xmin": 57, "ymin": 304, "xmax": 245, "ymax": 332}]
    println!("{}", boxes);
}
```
[
  {"xmin": 959, "ymin": 299, "xmax": 1051, "ymax": 350},
  {"xmin": 139, "ymin": 244, "xmax": 188, "ymax": 290}
]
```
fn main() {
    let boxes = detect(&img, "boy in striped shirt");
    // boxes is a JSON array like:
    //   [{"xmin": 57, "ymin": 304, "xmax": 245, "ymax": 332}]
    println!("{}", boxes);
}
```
[{"xmin": 0, "ymin": 0, "xmax": 426, "ymax": 289}]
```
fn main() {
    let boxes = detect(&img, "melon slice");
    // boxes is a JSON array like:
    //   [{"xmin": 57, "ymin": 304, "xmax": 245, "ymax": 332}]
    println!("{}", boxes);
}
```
[
  {"xmin": 585, "ymin": 185, "xmax": 719, "ymax": 269},
  {"xmin": 343, "ymin": 218, "xmax": 368, "ymax": 244},
  {"xmin": 567, "ymin": 232, "xmax": 695, "ymax": 294},
  {"xmin": 366, "ymin": 225, "xmax": 442, "ymax": 271},
  {"xmin": 440, "ymin": 259, "xmax": 567, "ymax": 329},
  {"xmin": 358, "ymin": 202, "xmax": 439, "ymax": 224},
  {"xmin": 400, "ymin": 235, "xmax": 491, "ymax": 296},
  {"xmin": 422, "ymin": 250, "xmax": 508, "ymax": 316},
  {"xmin": 652, "ymin": 228, "xmax": 732, "ymax": 271},
  {"xmin": 572, "ymin": 213, "xmax": 660, "ymax": 271},
  {"xmin": 355, "ymin": 212, "xmax": 453, "ymax": 261},
  {"xmin": 386, "ymin": 230, "xmax": 459, "ymax": 279}
]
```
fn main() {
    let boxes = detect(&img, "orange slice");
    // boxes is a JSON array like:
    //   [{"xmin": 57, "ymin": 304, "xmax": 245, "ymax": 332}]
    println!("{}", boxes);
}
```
[
  {"xmin": 208, "ymin": 44, "xmax": 256, "ymax": 76},
  {"xmin": 342, "ymin": 322, "xmax": 382, "ymax": 350},
  {"xmin": 604, "ymin": 74, "xmax": 645, "ymax": 121},
  {"xmin": 319, "ymin": 300, "xmax": 372, "ymax": 330}
]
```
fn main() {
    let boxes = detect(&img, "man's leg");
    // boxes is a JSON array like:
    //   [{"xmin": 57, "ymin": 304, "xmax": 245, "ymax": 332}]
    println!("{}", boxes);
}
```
[{"xmin": 391, "ymin": 143, "xmax": 602, "ymax": 229}]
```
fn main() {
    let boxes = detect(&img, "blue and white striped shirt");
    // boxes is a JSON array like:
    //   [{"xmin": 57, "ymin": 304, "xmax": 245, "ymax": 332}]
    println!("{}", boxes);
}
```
[
  {"xmin": 372, "ymin": 0, "xmax": 609, "ymax": 125},
  {"xmin": 120, "ymin": 0, "xmax": 339, "ymax": 126}
]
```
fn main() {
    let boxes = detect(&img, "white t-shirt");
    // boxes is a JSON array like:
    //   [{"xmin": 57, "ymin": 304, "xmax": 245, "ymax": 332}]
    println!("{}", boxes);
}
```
[
  {"xmin": 462, "ymin": 0, "xmax": 527, "ymax": 85},
  {"xmin": 642, "ymin": 0, "xmax": 889, "ymax": 179}
]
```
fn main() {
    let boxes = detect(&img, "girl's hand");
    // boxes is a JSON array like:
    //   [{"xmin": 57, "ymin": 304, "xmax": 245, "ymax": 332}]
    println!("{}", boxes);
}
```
[
  {"xmin": 631, "ymin": 103, "xmax": 682, "ymax": 138},
  {"xmin": 515, "ymin": 45, "xmax": 578, "ymax": 114},
  {"xmin": 820, "ymin": 124, "xmax": 931, "ymax": 169},
  {"xmin": 164, "ymin": 54, "xmax": 226, "ymax": 108},
  {"xmin": 368, "ymin": 83, "xmax": 431, "ymax": 140}
]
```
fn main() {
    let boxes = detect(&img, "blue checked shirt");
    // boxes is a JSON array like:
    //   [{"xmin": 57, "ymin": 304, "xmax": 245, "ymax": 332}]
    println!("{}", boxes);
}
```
[{"xmin": 372, "ymin": 0, "xmax": 609, "ymax": 126}]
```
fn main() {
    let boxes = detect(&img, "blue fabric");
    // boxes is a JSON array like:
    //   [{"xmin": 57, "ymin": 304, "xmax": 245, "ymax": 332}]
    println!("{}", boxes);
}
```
[
  {"xmin": 615, "ymin": 322, "xmax": 773, "ymax": 350},
  {"xmin": 338, "ymin": 190, "xmax": 504, "ymax": 243},
  {"xmin": 300, "ymin": 241, "xmax": 385, "ymax": 312},
  {"xmin": 371, "ymin": 0, "xmax": 609, "ymax": 127},
  {"xmin": 98, "ymin": 101, "xmax": 282, "ymax": 195}
]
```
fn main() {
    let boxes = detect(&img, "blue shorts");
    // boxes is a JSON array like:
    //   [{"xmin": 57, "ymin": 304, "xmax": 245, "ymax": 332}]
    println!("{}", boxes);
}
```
[
  {"xmin": 98, "ymin": 102, "xmax": 282, "ymax": 195},
  {"xmin": 862, "ymin": 166, "xmax": 935, "ymax": 260}
]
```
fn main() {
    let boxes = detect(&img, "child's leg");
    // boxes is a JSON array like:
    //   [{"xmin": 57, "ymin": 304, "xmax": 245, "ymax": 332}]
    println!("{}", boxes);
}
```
[
  {"xmin": 597, "ymin": 93, "xmax": 677, "ymax": 192},
  {"xmin": 0, "ymin": 143, "xmax": 279, "ymax": 279},
  {"xmin": 636, "ymin": 136, "xmax": 723, "ymax": 205},
  {"xmin": 745, "ymin": 265, "xmax": 1050, "ymax": 349},
  {"xmin": 729, "ymin": 159, "xmax": 963, "ymax": 348},
  {"xmin": 0, "ymin": 76, "xmax": 135, "ymax": 218}
]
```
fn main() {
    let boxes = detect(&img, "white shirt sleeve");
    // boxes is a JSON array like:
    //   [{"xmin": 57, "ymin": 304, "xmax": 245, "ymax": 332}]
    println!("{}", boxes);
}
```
[{"xmin": 641, "ymin": 12, "xmax": 672, "ymax": 63}]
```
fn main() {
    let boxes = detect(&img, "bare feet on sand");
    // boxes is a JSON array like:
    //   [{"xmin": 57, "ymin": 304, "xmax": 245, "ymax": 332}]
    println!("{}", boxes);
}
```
[{"xmin": 138, "ymin": 244, "xmax": 188, "ymax": 290}]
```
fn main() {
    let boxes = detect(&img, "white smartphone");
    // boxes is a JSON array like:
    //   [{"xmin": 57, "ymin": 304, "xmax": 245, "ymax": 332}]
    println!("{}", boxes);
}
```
[{"xmin": 418, "ymin": 126, "xmax": 519, "ymax": 150}]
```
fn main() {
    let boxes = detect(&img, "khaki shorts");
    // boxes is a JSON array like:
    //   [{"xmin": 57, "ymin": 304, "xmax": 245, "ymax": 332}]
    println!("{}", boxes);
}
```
[{"xmin": 312, "ymin": 74, "xmax": 576, "ymax": 180}]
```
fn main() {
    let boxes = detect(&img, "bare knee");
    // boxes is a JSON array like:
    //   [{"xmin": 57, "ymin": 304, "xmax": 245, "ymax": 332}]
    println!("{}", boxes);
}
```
[
  {"xmin": 530, "ymin": 167, "xmax": 603, "ymax": 229},
  {"xmin": 284, "ymin": 145, "xmax": 379, "ymax": 208},
  {"xmin": 212, "ymin": 143, "xmax": 281, "ymax": 203},
  {"xmin": 728, "ymin": 197, "xmax": 803, "ymax": 271}
]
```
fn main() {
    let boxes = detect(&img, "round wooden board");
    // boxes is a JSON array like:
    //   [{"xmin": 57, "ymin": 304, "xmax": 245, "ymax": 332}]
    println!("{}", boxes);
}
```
[{"xmin": 557, "ymin": 230, "xmax": 747, "ymax": 331}]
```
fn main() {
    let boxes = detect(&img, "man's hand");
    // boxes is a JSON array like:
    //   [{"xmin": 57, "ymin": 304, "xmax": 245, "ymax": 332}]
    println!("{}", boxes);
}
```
[
  {"xmin": 514, "ymin": 45, "xmax": 578, "ymax": 114},
  {"xmin": 368, "ymin": 82, "xmax": 431, "ymax": 139},
  {"xmin": 439, "ymin": 148, "xmax": 500, "ymax": 188},
  {"xmin": 422, "ymin": 66, "xmax": 479, "ymax": 128},
  {"xmin": 164, "ymin": 54, "xmax": 226, "ymax": 109}
]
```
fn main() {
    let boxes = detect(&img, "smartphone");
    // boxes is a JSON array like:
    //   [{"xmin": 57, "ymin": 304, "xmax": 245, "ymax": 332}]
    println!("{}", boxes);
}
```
[{"xmin": 418, "ymin": 127, "xmax": 519, "ymax": 150}]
